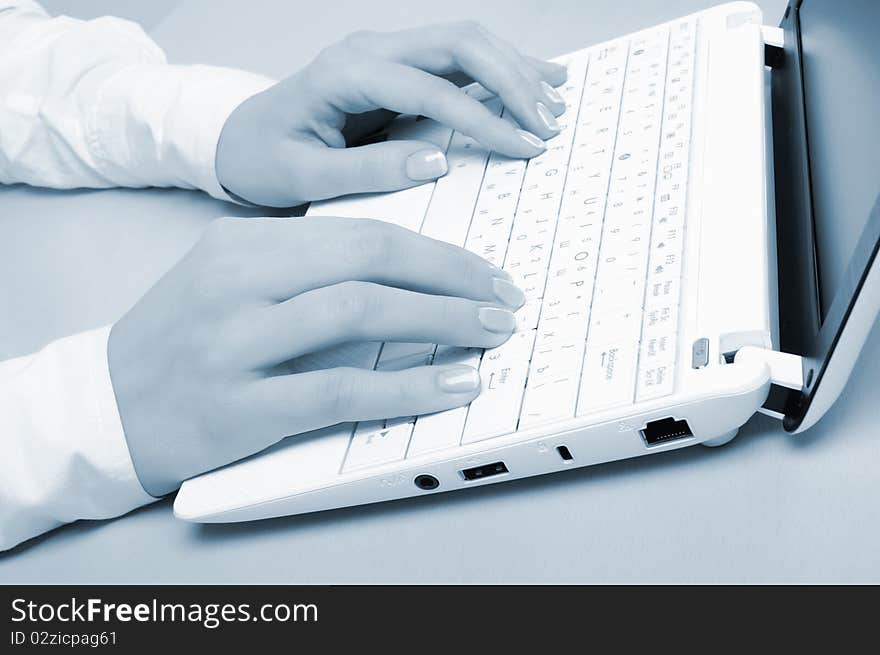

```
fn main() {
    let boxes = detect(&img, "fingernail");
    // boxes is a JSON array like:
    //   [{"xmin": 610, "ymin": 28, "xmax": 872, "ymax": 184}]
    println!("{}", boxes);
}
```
[
  {"xmin": 540, "ymin": 80, "xmax": 564, "ymax": 105},
  {"xmin": 490, "ymin": 264, "xmax": 513, "ymax": 282},
  {"xmin": 536, "ymin": 102, "xmax": 560, "ymax": 133},
  {"xmin": 516, "ymin": 128, "xmax": 545, "ymax": 150},
  {"xmin": 405, "ymin": 149, "xmax": 448, "ymax": 181},
  {"xmin": 492, "ymin": 278, "xmax": 526, "ymax": 309},
  {"xmin": 438, "ymin": 366, "xmax": 481, "ymax": 393},
  {"xmin": 479, "ymin": 306, "xmax": 517, "ymax": 333}
]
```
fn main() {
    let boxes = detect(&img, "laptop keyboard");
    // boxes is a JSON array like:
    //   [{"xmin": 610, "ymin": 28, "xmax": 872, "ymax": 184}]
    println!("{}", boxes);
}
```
[{"xmin": 341, "ymin": 18, "xmax": 697, "ymax": 472}]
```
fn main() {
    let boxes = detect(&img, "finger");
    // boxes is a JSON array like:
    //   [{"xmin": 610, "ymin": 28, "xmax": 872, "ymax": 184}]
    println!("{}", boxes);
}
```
[
  {"xmin": 237, "ymin": 282, "xmax": 517, "ymax": 367},
  {"xmin": 219, "ymin": 216, "xmax": 525, "ymax": 305},
  {"xmin": 244, "ymin": 364, "xmax": 482, "ymax": 435},
  {"xmin": 483, "ymin": 34, "xmax": 568, "ymax": 115},
  {"xmin": 449, "ymin": 36, "xmax": 561, "ymax": 139},
  {"xmin": 318, "ymin": 57, "xmax": 546, "ymax": 158},
  {"xmin": 523, "ymin": 55, "xmax": 568, "ymax": 87},
  {"xmin": 289, "ymin": 139, "xmax": 450, "ymax": 199},
  {"xmin": 345, "ymin": 26, "xmax": 562, "ymax": 140},
  {"xmin": 363, "ymin": 24, "xmax": 568, "ymax": 87}
]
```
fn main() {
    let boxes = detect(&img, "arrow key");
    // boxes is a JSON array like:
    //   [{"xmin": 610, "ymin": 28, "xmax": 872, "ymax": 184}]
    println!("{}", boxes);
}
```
[{"xmin": 343, "ymin": 420, "xmax": 414, "ymax": 472}]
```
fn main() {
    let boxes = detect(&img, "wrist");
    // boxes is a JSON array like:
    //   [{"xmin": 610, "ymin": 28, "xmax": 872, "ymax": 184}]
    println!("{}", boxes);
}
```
[
  {"xmin": 215, "ymin": 87, "xmax": 285, "ymax": 207},
  {"xmin": 107, "ymin": 317, "xmax": 177, "ymax": 497}
]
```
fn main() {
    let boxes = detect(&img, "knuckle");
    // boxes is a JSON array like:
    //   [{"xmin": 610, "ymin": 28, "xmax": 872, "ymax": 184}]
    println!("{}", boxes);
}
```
[
  {"xmin": 455, "ymin": 21, "xmax": 490, "ymax": 48},
  {"xmin": 458, "ymin": 254, "xmax": 483, "ymax": 295},
  {"xmin": 455, "ymin": 19, "xmax": 485, "ymax": 36},
  {"xmin": 211, "ymin": 315, "xmax": 251, "ymax": 363},
  {"xmin": 490, "ymin": 66, "xmax": 529, "ymax": 99},
  {"xmin": 426, "ymin": 77, "xmax": 463, "ymax": 116},
  {"xmin": 349, "ymin": 220, "xmax": 398, "ymax": 269},
  {"xmin": 520, "ymin": 64, "xmax": 542, "ymax": 84},
  {"xmin": 313, "ymin": 43, "xmax": 348, "ymax": 72},
  {"xmin": 188, "ymin": 321, "xmax": 232, "ymax": 374},
  {"xmin": 319, "ymin": 369, "xmax": 360, "ymax": 419},
  {"xmin": 342, "ymin": 29, "xmax": 376, "ymax": 50},
  {"xmin": 332, "ymin": 280, "xmax": 382, "ymax": 327},
  {"xmin": 436, "ymin": 295, "xmax": 461, "ymax": 330},
  {"xmin": 383, "ymin": 376, "xmax": 410, "ymax": 410}
]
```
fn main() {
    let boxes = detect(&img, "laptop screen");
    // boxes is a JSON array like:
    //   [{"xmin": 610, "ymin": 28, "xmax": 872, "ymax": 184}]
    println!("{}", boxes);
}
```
[
  {"xmin": 799, "ymin": 0, "xmax": 880, "ymax": 320},
  {"xmin": 773, "ymin": 0, "xmax": 880, "ymax": 429}
]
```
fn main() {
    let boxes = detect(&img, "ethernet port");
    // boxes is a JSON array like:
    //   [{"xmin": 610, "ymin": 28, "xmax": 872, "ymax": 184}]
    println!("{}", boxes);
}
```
[{"xmin": 640, "ymin": 417, "xmax": 694, "ymax": 446}]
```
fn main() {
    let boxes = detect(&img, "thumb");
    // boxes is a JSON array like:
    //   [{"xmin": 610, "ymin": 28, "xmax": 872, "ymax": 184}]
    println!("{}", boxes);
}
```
[{"xmin": 300, "ymin": 139, "xmax": 448, "ymax": 200}]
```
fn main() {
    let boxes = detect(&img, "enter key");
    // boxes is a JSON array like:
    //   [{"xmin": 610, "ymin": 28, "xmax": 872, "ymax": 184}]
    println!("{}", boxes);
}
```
[{"xmin": 462, "ymin": 329, "xmax": 536, "ymax": 444}]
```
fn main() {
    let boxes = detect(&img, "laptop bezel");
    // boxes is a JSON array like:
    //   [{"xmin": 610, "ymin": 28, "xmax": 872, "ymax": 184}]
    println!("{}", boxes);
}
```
[{"xmin": 771, "ymin": 0, "xmax": 880, "ymax": 431}]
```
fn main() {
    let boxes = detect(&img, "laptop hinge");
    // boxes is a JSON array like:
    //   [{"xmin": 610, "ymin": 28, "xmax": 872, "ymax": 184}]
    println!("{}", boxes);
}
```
[
  {"xmin": 734, "ymin": 346, "xmax": 804, "ymax": 419},
  {"xmin": 762, "ymin": 25, "xmax": 785, "ymax": 68}
]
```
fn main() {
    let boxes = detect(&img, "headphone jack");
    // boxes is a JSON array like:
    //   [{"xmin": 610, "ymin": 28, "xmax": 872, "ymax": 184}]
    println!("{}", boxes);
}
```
[{"xmin": 414, "ymin": 474, "xmax": 440, "ymax": 491}]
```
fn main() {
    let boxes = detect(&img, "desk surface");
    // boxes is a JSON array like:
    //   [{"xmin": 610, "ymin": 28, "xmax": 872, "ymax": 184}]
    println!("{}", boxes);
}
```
[{"xmin": 3, "ymin": 0, "xmax": 879, "ymax": 583}]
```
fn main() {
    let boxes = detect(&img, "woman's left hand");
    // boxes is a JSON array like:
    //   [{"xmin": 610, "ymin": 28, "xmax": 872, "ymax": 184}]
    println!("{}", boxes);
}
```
[{"xmin": 215, "ymin": 21, "xmax": 567, "ymax": 207}]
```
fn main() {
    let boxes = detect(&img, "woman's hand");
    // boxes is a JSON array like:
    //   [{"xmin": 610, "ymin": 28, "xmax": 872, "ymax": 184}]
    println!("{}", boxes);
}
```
[
  {"xmin": 107, "ymin": 217, "xmax": 524, "ymax": 496},
  {"xmin": 215, "ymin": 22, "xmax": 567, "ymax": 207}
]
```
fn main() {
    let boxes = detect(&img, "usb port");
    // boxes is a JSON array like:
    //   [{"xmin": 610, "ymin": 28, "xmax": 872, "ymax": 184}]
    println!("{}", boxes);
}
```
[
  {"xmin": 461, "ymin": 461, "xmax": 508, "ymax": 481},
  {"xmin": 640, "ymin": 417, "xmax": 694, "ymax": 446}
]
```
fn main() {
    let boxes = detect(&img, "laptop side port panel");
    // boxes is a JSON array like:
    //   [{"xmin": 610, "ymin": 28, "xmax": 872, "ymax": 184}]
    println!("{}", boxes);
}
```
[{"xmin": 640, "ymin": 417, "xmax": 694, "ymax": 446}]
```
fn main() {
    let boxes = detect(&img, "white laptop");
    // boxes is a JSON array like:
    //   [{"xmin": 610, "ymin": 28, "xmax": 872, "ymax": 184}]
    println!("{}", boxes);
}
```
[{"xmin": 174, "ymin": 0, "xmax": 880, "ymax": 522}]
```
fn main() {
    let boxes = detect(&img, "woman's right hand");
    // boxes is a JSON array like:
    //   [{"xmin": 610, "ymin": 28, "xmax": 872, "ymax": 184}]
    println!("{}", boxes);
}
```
[{"xmin": 107, "ymin": 216, "xmax": 524, "ymax": 496}]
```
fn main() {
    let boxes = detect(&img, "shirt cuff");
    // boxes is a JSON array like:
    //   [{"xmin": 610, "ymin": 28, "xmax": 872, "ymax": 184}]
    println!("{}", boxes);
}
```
[
  {"xmin": 176, "ymin": 66, "xmax": 276, "ymax": 204},
  {"xmin": 88, "ymin": 61, "xmax": 276, "ymax": 206},
  {"xmin": 71, "ymin": 325, "xmax": 157, "ymax": 511},
  {"xmin": 0, "ymin": 324, "xmax": 158, "ymax": 551}
]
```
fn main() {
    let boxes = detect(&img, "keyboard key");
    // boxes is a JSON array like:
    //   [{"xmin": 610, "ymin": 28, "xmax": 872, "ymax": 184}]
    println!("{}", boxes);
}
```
[
  {"xmin": 529, "ymin": 339, "xmax": 585, "ymax": 386},
  {"xmin": 408, "ymin": 407, "xmax": 467, "ymax": 457},
  {"xmin": 515, "ymin": 299, "xmax": 542, "ymax": 332},
  {"xmin": 372, "ymin": 343, "xmax": 435, "ymax": 426},
  {"xmin": 577, "ymin": 340, "xmax": 639, "ymax": 414},
  {"xmin": 465, "ymin": 153, "xmax": 526, "ymax": 265},
  {"xmin": 642, "ymin": 303, "xmax": 679, "ymax": 337},
  {"xmin": 519, "ymin": 374, "xmax": 579, "ymax": 428},
  {"xmin": 288, "ymin": 342, "xmax": 382, "ymax": 375},
  {"xmin": 644, "ymin": 275, "xmax": 681, "ymax": 308},
  {"xmin": 535, "ymin": 306, "xmax": 589, "ymax": 346},
  {"xmin": 592, "ymin": 272, "xmax": 646, "ymax": 314},
  {"xmin": 420, "ymin": 112, "xmax": 501, "ymax": 247},
  {"xmin": 640, "ymin": 333, "xmax": 676, "ymax": 365},
  {"xmin": 462, "ymin": 330, "xmax": 535, "ymax": 443},
  {"xmin": 636, "ymin": 361, "xmax": 676, "ymax": 401},
  {"xmin": 587, "ymin": 308, "xmax": 641, "ymax": 346},
  {"xmin": 376, "ymin": 342, "xmax": 435, "ymax": 371},
  {"xmin": 432, "ymin": 345, "xmax": 482, "ymax": 368},
  {"xmin": 343, "ymin": 420, "xmax": 413, "ymax": 472},
  {"xmin": 405, "ymin": 345, "xmax": 484, "ymax": 456}
]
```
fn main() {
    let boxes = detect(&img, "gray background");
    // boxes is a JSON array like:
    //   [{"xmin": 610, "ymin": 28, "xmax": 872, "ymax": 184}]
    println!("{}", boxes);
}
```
[{"xmin": 2, "ymin": 0, "xmax": 879, "ymax": 583}]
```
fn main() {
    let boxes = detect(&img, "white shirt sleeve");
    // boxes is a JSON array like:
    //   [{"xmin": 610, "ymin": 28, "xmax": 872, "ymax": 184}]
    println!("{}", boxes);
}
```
[
  {"xmin": 0, "ymin": 0, "xmax": 275, "ymax": 200},
  {"xmin": 0, "ymin": 2, "xmax": 276, "ymax": 550},
  {"xmin": 0, "ymin": 327, "xmax": 156, "ymax": 551}
]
